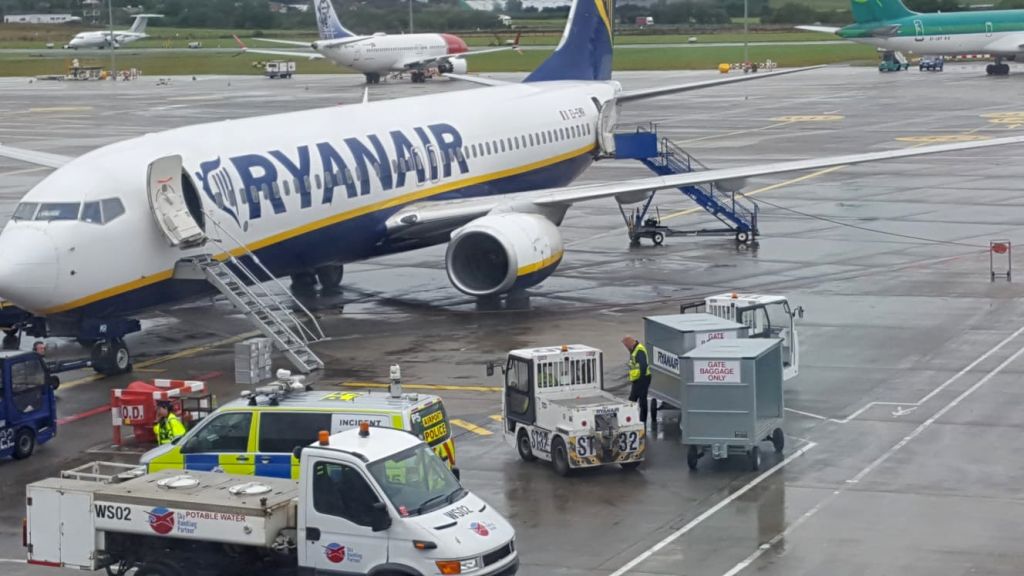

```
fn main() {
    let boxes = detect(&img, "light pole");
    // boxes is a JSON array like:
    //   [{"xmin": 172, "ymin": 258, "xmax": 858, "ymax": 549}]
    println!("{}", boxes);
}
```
[
  {"xmin": 743, "ymin": 0, "xmax": 749, "ymax": 64},
  {"xmin": 409, "ymin": 0, "xmax": 414, "ymax": 33},
  {"xmin": 108, "ymin": 0, "xmax": 116, "ymax": 80}
]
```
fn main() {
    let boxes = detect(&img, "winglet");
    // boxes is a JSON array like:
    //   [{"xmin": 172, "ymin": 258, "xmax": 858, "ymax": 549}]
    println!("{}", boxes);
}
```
[{"xmin": 513, "ymin": 31, "xmax": 523, "ymax": 53}]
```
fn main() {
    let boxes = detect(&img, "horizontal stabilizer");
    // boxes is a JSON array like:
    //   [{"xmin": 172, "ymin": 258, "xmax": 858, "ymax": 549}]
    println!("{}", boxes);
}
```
[{"xmin": 796, "ymin": 25, "xmax": 840, "ymax": 34}]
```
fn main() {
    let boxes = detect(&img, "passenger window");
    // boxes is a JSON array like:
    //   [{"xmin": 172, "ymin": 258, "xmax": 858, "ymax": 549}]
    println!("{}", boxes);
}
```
[
  {"xmin": 271, "ymin": 181, "xmax": 281, "ymax": 198},
  {"xmin": 313, "ymin": 461, "xmax": 382, "ymax": 527},
  {"xmin": 12, "ymin": 203, "xmax": 38, "ymax": 221},
  {"xmin": 259, "ymin": 412, "xmax": 331, "ymax": 453},
  {"xmin": 529, "ymin": 134, "xmax": 535, "ymax": 147},
  {"xmin": 485, "ymin": 142, "xmax": 492, "ymax": 155},
  {"xmin": 10, "ymin": 358, "xmax": 45, "ymax": 413},
  {"xmin": 325, "ymin": 172, "xmax": 335, "ymax": 187},
  {"xmin": 315, "ymin": 174, "xmax": 323, "ymax": 190},
  {"xmin": 239, "ymin": 188, "xmax": 248, "ymax": 204},
  {"xmin": 35, "ymin": 202, "xmax": 80, "ymax": 221},
  {"xmin": 80, "ymin": 201, "xmax": 102, "ymax": 224},
  {"xmin": 282, "ymin": 179, "xmax": 291, "ymax": 196},
  {"xmin": 101, "ymin": 198, "xmax": 125, "ymax": 222},
  {"xmin": 181, "ymin": 412, "xmax": 252, "ymax": 453}
]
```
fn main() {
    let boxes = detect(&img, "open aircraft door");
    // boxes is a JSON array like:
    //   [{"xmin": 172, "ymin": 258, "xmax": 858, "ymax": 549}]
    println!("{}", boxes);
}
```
[
  {"xmin": 147, "ymin": 155, "xmax": 207, "ymax": 248},
  {"xmin": 596, "ymin": 99, "xmax": 619, "ymax": 156}
]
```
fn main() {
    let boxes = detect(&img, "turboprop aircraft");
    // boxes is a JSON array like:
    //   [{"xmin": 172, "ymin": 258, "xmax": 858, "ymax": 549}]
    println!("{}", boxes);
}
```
[
  {"xmin": 237, "ymin": 0, "xmax": 518, "ymax": 84},
  {"xmin": 799, "ymin": 0, "xmax": 1024, "ymax": 75},
  {"xmin": 1, "ymin": 0, "xmax": 1022, "ymax": 374}
]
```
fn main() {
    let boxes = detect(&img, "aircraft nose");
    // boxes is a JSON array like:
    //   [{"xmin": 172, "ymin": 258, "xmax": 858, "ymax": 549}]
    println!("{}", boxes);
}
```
[{"xmin": 0, "ymin": 226, "xmax": 59, "ymax": 312}]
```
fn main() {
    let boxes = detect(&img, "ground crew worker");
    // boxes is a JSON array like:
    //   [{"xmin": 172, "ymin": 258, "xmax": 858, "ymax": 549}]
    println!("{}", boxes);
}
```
[
  {"xmin": 622, "ymin": 335, "xmax": 651, "ymax": 424},
  {"xmin": 154, "ymin": 400, "xmax": 186, "ymax": 445}
]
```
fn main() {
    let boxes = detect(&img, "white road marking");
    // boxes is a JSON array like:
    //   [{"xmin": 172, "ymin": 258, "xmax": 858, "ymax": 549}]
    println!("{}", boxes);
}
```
[
  {"xmin": 719, "ymin": 333, "xmax": 1024, "ymax": 576},
  {"xmin": 0, "ymin": 558, "xmax": 26, "ymax": 563},
  {"xmin": 608, "ymin": 440, "xmax": 817, "ymax": 576}
]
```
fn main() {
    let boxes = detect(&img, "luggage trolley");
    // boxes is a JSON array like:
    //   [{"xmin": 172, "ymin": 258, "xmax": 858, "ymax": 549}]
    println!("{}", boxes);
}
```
[{"xmin": 681, "ymin": 338, "xmax": 785, "ymax": 471}]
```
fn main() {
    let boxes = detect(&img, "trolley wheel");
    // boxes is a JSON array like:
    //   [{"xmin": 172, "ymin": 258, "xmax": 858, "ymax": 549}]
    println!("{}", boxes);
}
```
[
  {"xmin": 686, "ymin": 445, "xmax": 700, "ymax": 471},
  {"xmin": 649, "ymin": 399, "xmax": 659, "ymax": 430},
  {"xmin": 516, "ymin": 429, "xmax": 535, "ymax": 462},
  {"xmin": 620, "ymin": 461, "xmax": 642, "ymax": 471},
  {"xmin": 551, "ymin": 437, "xmax": 570, "ymax": 477},
  {"xmin": 652, "ymin": 231, "xmax": 665, "ymax": 245},
  {"xmin": 13, "ymin": 428, "xmax": 35, "ymax": 460},
  {"xmin": 736, "ymin": 230, "xmax": 751, "ymax": 244},
  {"xmin": 749, "ymin": 446, "xmax": 762, "ymax": 471},
  {"xmin": 771, "ymin": 427, "xmax": 785, "ymax": 454}
]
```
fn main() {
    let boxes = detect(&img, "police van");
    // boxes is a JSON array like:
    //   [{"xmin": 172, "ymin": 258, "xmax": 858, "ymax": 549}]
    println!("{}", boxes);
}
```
[{"xmin": 142, "ymin": 384, "xmax": 455, "ymax": 479}]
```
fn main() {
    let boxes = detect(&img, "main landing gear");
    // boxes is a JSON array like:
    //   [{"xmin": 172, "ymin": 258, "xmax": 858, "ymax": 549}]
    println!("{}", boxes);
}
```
[
  {"xmin": 290, "ymin": 265, "xmax": 344, "ymax": 296},
  {"xmin": 987, "ymin": 59, "xmax": 1010, "ymax": 76},
  {"xmin": 364, "ymin": 73, "xmax": 381, "ymax": 84},
  {"xmin": 410, "ymin": 70, "xmax": 427, "ymax": 83},
  {"xmin": 91, "ymin": 338, "xmax": 132, "ymax": 375}
]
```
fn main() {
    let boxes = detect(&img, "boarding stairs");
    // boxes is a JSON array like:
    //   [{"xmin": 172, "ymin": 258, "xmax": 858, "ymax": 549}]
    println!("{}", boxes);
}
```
[
  {"xmin": 611, "ymin": 125, "xmax": 758, "ymax": 243},
  {"xmin": 191, "ymin": 252, "xmax": 325, "ymax": 374}
]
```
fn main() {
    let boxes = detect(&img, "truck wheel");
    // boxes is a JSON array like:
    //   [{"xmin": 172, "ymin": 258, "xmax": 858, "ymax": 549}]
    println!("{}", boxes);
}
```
[
  {"xmin": 620, "ymin": 461, "xmax": 642, "ymax": 471},
  {"xmin": 749, "ymin": 446, "xmax": 762, "ymax": 471},
  {"xmin": 771, "ymin": 428, "xmax": 785, "ymax": 454},
  {"xmin": 686, "ymin": 445, "xmax": 700, "ymax": 471},
  {"xmin": 516, "ymin": 429, "xmax": 535, "ymax": 462},
  {"xmin": 551, "ymin": 437, "xmax": 570, "ymax": 476},
  {"xmin": 13, "ymin": 428, "xmax": 35, "ymax": 460}
]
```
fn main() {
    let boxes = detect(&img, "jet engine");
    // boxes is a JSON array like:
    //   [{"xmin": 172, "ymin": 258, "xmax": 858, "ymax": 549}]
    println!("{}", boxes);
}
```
[
  {"xmin": 445, "ymin": 213, "xmax": 563, "ymax": 297},
  {"xmin": 438, "ymin": 59, "xmax": 468, "ymax": 75}
]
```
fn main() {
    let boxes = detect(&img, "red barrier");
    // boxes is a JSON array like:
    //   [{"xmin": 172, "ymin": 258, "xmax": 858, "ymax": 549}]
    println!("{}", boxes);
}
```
[{"xmin": 111, "ymin": 379, "xmax": 207, "ymax": 446}]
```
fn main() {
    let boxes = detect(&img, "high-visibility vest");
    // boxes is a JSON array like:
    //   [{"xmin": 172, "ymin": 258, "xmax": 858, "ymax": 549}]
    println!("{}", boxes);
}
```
[
  {"xmin": 154, "ymin": 413, "xmax": 187, "ymax": 445},
  {"xmin": 629, "ymin": 343, "xmax": 652, "ymax": 382}
]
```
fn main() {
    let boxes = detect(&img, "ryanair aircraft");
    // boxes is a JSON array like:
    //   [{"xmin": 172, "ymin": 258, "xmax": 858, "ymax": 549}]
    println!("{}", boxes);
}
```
[{"xmin": 1, "ymin": 0, "xmax": 1022, "ymax": 372}]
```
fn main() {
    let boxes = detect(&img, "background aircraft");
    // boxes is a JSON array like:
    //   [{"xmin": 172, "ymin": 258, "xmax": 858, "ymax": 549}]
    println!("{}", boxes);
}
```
[
  {"xmin": 66, "ymin": 14, "xmax": 162, "ymax": 50},
  {"xmin": 800, "ymin": 0, "xmax": 1024, "ymax": 75},
  {"xmin": 1, "ymin": 0, "xmax": 1022, "ymax": 375},
  {"xmin": 237, "ymin": 0, "xmax": 518, "ymax": 83}
]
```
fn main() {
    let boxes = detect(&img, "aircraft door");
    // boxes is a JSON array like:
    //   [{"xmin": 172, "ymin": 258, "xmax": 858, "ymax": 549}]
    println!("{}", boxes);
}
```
[
  {"xmin": 914, "ymin": 20, "xmax": 924, "ymax": 41},
  {"xmin": 147, "ymin": 155, "xmax": 207, "ymax": 248},
  {"xmin": 597, "ymin": 99, "xmax": 619, "ymax": 156},
  {"xmin": 986, "ymin": 22, "xmax": 993, "ymax": 37},
  {"xmin": 505, "ymin": 357, "xmax": 535, "ymax": 431}
]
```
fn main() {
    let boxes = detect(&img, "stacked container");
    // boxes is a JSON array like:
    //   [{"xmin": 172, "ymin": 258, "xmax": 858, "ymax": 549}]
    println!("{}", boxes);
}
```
[{"xmin": 235, "ymin": 338, "xmax": 273, "ymax": 385}]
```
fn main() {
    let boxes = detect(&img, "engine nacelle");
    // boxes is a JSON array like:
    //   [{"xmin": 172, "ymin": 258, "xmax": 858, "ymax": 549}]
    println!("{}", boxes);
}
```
[
  {"xmin": 438, "ymin": 58, "xmax": 468, "ymax": 75},
  {"xmin": 446, "ymin": 213, "xmax": 563, "ymax": 297}
]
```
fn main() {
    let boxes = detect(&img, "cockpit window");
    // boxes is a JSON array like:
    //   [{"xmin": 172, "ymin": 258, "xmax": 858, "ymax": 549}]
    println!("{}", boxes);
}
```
[
  {"xmin": 35, "ymin": 203, "xmax": 80, "ymax": 221},
  {"xmin": 12, "ymin": 203, "xmax": 38, "ymax": 221},
  {"xmin": 101, "ymin": 198, "xmax": 125, "ymax": 223},
  {"xmin": 81, "ymin": 201, "xmax": 102, "ymax": 224}
]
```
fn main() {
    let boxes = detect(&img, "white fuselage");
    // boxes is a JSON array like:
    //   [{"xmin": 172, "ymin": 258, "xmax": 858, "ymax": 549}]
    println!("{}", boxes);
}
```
[
  {"xmin": 0, "ymin": 81, "xmax": 618, "ymax": 319},
  {"xmin": 314, "ymin": 34, "xmax": 463, "ymax": 74},
  {"xmin": 859, "ymin": 30, "xmax": 1021, "ymax": 56},
  {"xmin": 68, "ymin": 30, "xmax": 146, "ymax": 49}
]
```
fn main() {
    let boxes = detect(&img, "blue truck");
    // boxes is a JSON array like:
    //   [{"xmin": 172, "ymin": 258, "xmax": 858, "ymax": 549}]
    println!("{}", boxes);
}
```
[{"xmin": 0, "ymin": 350, "xmax": 58, "ymax": 460}]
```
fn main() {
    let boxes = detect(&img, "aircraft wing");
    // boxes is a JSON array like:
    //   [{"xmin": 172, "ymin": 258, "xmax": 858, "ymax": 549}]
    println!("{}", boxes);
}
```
[
  {"xmin": 233, "ymin": 34, "xmax": 323, "ymax": 60},
  {"xmin": 796, "ymin": 25, "xmax": 840, "ymax": 34},
  {"xmin": 0, "ymin": 143, "xmax": 72, "ymax": 168},
  {"xmin": 385, "ymin": 135, "xmax": 1024, "ymax": 239},
  {"xmin": 252, "ymin": 37, "xmax": 315, "ymax": 47}
]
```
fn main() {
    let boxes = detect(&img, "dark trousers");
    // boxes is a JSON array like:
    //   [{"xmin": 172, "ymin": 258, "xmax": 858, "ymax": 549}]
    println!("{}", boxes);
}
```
[{"xmin": 629, "ymin": 376, "xmax": 651, "ymax": 423}]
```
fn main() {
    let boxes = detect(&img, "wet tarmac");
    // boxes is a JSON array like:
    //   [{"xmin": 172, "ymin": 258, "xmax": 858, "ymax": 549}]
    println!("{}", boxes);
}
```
[{"xmin": 2, "ymin": 63, "xmax": 1024, "ymax": 575}]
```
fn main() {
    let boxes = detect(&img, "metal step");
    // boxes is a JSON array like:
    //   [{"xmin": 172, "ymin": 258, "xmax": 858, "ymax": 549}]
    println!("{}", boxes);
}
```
[{"xmin": 191, "ymin": 255, "xmax": 325, "ymax": 373}]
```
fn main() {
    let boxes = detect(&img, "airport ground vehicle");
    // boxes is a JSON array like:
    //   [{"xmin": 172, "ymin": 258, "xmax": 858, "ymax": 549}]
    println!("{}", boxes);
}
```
[
  {"xmin": 142, "ymin": 377, "xmax": 456, "ymax": 478},
  {"xmin": 0, "ymin": 350, "xmax": 58, "ymax": 460},
  {"xmin": 879, "ymin": 50, "xmax": 909, "ymax": 71},
  {"xmin": 493, "ymin": 345, "xmax": 645, "ymax": 476},
  {"xmin": 919, "ymin": 55, "xmax": 944, "ymax": 71},
  {"xmin": 25, "ymin": 426, "xmax": 519, "ymax": 576},
  {"xmin": 264, "ymin": 60, "xmax": 295, "ymax": 79}
]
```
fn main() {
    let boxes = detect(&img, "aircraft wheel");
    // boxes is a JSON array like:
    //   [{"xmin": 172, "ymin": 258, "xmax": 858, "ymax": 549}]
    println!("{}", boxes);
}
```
[
  {"xmin": 290, "ymin": 271, "xmax": 318, "ymax": 294},
  {"xmin": 13, "ymin": 428, "xmax": 35, "ymax": 460},
  {"xmin": 92, "ymin": 339, "xmax": 131, "ymax": 375},
  {"xmin": 2, "ymin": 330, "xmax": 20, "ymax": 350},
  {"xmin": 316, "ymin": 265, "xmax": 344, "ymax": 295},
  {"xmin": 987, "ymin": 64, "xmax": 996, "ymax": 75}
]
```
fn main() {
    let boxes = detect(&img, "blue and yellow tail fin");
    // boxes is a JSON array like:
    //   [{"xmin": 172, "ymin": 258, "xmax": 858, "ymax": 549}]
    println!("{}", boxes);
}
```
[
  {"xmin": 314, "ymin": 0, "xmax": 357, "ymax": 40},
  {"xmin": 524, "ymin": 0, "xmax": 614, "ymax": 83},
  {"xmin": 851, "ymin": 0, "xmax": 916, "ymax": 24}
]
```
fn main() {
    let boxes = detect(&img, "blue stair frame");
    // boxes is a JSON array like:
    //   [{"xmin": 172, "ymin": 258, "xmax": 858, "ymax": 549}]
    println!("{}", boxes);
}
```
[{"xmin": 613, "ymin": 126, "xmax": 759, "ymax": 243}]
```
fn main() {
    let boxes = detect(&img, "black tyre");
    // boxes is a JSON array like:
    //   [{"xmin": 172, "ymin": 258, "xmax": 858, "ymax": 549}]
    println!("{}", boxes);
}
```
[
  {"xmin": 93, "ymin": 339, "xmax": 131, "ymax": 375},
  {"xmin": 750, "ymin": 446, "xmax": 761, "ymax": 471},
  {"xmin": 649, "ymin": 398, "xmax": 659, "ymax": 429},
  {"xmin": 516, "ymin": 429, "xmax": 535, "ymax": 462},
  {"xmin": 2, "ymin": 331, "xmax": 19, "ymax": 350},
  {"xmin": 551, "ymin": 437, "xmax": 570, "ymax": 477},
  {"xmin": 620, "ymin": 461, "xmax": 642, "ymax": 471},
  {"xmin": 13, "ymin": 428, "xmax": 35, "ymax": 460},
  {"xmin": 736, "ymin": 230, "xmax": 750, "ymax": 244},
  {"xmin": 290, "ymin": 271, "xmax": 318, "ymax": 294},
  {"xmin": 686, "ymin": 445, "xmax": 700, "ymax": 471},
  {"xmin": 771, "ymin": 427, "xmax": 785, "ymax": 454},
  {"xmin": 316, "ymin": 265, "xmax": 344, "ymax": 294},
  {"xmin": 652, "ymin": 231, "xmax": 665, "ymax": 245}
]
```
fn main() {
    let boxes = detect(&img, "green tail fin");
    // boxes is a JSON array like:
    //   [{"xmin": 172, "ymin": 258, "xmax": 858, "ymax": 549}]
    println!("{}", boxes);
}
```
[{"xmin": 851, "ymin": 0, "xmax": 916, "ymax": 24}]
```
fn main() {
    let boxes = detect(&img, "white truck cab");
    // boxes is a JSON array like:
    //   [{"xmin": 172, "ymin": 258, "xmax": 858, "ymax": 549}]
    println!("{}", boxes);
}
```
[
  {"xmin": 25, "ymin": 426, "xmax": 518, "ymax": 576},
  {"xmin": 690, "ymin": 293, "xmax": 803, "ymax": 380},
  {"xmin": 494, "ymin": 345, "xmax": 645, "ymax": 476}
]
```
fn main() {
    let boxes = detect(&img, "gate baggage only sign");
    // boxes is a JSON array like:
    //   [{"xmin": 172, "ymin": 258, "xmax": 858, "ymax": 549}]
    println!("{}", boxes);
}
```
[{"xmin": 693, "ymin": 360, "xmax": 741, "ymax": 383}]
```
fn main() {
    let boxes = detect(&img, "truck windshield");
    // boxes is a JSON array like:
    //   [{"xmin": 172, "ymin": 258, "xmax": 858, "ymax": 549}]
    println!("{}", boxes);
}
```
[
  {"xmin": 411, "ymin": 401, "xmax": 450, "ymax": 447},
  {"xmin": 367, "ymin": 444, "xmax": 464, "ymax": 518}
]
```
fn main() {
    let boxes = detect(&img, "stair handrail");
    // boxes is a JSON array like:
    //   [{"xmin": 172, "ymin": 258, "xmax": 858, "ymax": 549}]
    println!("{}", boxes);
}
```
[{"xmin": 202, "ymin": 212, "xmax": 326, "ymax": 342}]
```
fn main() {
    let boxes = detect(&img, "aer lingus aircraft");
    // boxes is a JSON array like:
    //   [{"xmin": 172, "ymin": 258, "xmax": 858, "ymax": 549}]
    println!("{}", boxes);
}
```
[
  {"xmin": 800, "ymin": 0, "xmax": 1024, "ymax": 75},
  {"xmin": 1, "ymin": 0, "xmax": 1022, "ymax": 374},
  {"xmin": 237, "ymin": 0, "xmax": 517, "ymax": 84}
]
